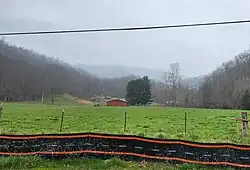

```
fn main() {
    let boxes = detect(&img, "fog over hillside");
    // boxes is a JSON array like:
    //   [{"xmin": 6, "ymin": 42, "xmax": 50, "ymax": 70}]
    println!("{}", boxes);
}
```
[{"xmin": 75, "ymin": 64, "xmax": 205, "ymax": 88}]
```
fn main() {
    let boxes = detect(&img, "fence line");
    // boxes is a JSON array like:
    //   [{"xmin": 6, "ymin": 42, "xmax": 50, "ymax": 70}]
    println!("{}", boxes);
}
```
[{"xmin": 0, "ymin": 132, "xmax": 250, "ymax": 168}]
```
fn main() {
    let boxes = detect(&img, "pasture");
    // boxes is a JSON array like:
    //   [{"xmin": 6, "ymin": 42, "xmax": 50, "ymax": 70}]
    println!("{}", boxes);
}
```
[
  {"xmin": 0, "ymin": 101, "xmax": 247, "ymax": 169},
  {"xmin": 0, "ymin": 103, "xmax": 248, "ymax": 144}
]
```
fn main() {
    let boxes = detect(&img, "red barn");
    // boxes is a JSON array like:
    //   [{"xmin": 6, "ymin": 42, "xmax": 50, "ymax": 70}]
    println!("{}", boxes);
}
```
[{"xmin": 106, "ymin": 99, "xmax": 128, "ymax": 107}]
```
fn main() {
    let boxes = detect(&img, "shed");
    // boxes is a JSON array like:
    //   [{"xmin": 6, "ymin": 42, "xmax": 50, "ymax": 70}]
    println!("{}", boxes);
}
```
[{"xmin": 106, "ymin": 99, "xmax": 128, "ymax": 107}]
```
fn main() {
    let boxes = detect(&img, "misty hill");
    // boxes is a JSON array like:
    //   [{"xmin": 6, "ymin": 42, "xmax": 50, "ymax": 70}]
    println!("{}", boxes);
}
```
[
  {"xmin": 74, "ymin": 64, "xmax": 165, "ymax": 80},
  {"xmin": 0, "ymin": 39, "xmax": 139, "ymax": 102},
  {"xmin": 181, "ymin": 76, "xmax": 205, "ymax": 89},
  {"xmin": 75, "ymin": 64, "xmax": 204, "ymax": 88},
  {"xmin": 0, "ymin": 39, "xmax": 204, "ymax": 105},
  {"xmin": 1, "ymin": 37, "xmax": 249, "ymax": 108},
  {"xmin": 0, "ymin": 39, "xmax": 101, "ymax": 100}
]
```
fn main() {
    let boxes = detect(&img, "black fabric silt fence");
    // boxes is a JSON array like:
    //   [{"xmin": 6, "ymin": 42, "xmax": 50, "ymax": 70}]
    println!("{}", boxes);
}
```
[{"xmin": 0, "ymin": 132, "xmax": 250, "ymax": 168}]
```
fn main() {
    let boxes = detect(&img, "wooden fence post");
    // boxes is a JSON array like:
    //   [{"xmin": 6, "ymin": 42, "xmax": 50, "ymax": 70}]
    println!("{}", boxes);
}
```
[
  {"xmin": 184, "ymin": 111, "xmax": 187, "ymax": 134},
  {"xmin": 0, "ymin": 102, "xmax": 3, "ymax": 118},
  {"xmin": 124, "ymin": 112, "xmax": 127, "ymax": 132},
  {"xmin": 41, "ymin": 92, "xmax": 45, "ymax": 104},
  {"xmin": 241, "ymin": 112, "xmax": 248, "ymax": 137},
  {"xmin": 60, "ymin": 109, "xmax": 65, "ymax": 133}
]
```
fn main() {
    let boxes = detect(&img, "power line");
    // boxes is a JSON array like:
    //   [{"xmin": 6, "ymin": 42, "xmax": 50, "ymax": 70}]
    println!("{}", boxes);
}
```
[{"xmin": 1, "ymin": 19, "xmax": 250, "ymax": 36}]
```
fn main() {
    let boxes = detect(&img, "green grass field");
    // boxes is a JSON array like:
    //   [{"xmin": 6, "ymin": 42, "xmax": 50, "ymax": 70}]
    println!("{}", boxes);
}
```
[
  {"xmin": 0, "ymin": 99, "xmax": 246, "ymax": 169},
  {"xmin": 0, "ymin": 156, "xmax": 234, "ymax": 170},
  {"xmin": 0, "ymin": 103, "xmax": 247, "ymax": 144}
]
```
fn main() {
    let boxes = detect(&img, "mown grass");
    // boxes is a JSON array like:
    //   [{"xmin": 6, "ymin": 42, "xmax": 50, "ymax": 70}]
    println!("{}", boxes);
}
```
[
  {"xmin": 0, "ymin": 156, "xmax": 234, "ymax": 170},
  {"xmin": 0, "ymin": 101, "xmax": 247, "ymax": 169}
]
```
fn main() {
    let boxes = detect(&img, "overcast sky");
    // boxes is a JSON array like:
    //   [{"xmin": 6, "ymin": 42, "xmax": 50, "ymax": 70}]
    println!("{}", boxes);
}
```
[{"xmin": 1, "ymin": 0, "xmax": 250, "ymax": 77}]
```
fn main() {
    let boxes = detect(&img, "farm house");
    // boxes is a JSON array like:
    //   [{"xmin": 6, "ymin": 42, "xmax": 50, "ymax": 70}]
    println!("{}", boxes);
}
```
[{"xmin": 106, "ymin": 99, "xmax": 128, "ymax": 107}]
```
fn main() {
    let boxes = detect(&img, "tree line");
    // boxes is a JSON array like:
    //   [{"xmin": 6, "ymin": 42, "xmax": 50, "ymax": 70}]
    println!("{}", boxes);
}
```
[
  {"xmin": 0, "ymin": 39, "xmax": 114, "ymax": 102},
  {"xmin": 199, "ymin": 49, "xmax": 250, "ymax": 109},
  {"xmin": 125, "ymin": 48, "xmax": 250, "ymax": 109},
  {"xmin": 1, "ymin": 37, "xmax": 250, "ymax": 109},
  {"xmin": 160, "ymin": 49, "xmax": 250, "ymax": 109},
  {"xmin": 0, "ymin": 39, "xmax": 160, "ymax": 103}
]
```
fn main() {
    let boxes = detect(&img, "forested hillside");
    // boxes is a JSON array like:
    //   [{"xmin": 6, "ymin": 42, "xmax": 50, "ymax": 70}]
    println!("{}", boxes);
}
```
[
  {"xmin": 2, "ymin": 38, "xmax": 249, "ymax": 108},
  {"xmin": 199, "ymin": 48, "xmax": 250, "ymax": 109},
  {"xmin": 0, "ymin": 39, "xmax": 101, "ymax": 101},
  {"xmin": 0, "ymin": 39, "xmax": 142, "ymax": 102}
]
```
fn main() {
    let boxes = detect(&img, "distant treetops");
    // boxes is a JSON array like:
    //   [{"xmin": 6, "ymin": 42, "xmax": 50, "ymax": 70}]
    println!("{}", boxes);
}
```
[{"xmin": 126, "ymin": 76, "xmax": 153, "ymax": 106}]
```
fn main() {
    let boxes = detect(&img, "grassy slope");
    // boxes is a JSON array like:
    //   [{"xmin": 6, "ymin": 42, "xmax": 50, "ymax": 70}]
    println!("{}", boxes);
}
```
[{"xmin": 0, "ymin": 101, "xmax": 246, "ymax": 169}]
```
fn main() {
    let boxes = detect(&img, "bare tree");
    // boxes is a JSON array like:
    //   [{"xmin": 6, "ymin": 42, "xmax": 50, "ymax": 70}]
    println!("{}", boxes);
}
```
[
  {"xmin": 198, "ymin": 47, "xmax": 250, "ymax": 109},
  {"xmin": 163, "ymin": 62, "xmax": 182, "ymax": 106}
]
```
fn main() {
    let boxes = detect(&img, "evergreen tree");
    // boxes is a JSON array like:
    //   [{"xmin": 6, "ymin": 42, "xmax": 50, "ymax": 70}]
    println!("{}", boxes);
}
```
[
  {"xmin": 141, "ymin": 76, "xmax": 153, "ymax": 105},
  {"xmin": 241, "ymin": 89, "xmax": 250, "ymax": 110},
  {"xmin": 126, "ymin": 76, "xmax": 153, "ymax": 106},
  {"xmin": 126, "ymin": 80, "xmax": 138, "ymax": 105}
]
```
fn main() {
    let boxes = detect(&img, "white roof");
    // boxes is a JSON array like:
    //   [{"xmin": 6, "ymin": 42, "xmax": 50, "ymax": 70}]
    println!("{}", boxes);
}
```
[{"xmin": 107, "ymin": 98, "xmax": 127, "ymax": 102}]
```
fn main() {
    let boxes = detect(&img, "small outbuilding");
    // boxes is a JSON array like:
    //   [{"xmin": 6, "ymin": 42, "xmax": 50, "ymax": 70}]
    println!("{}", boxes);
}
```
[{"xmin": 106, "ymin": 99, "xmax": 128, "ymax": 107}]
